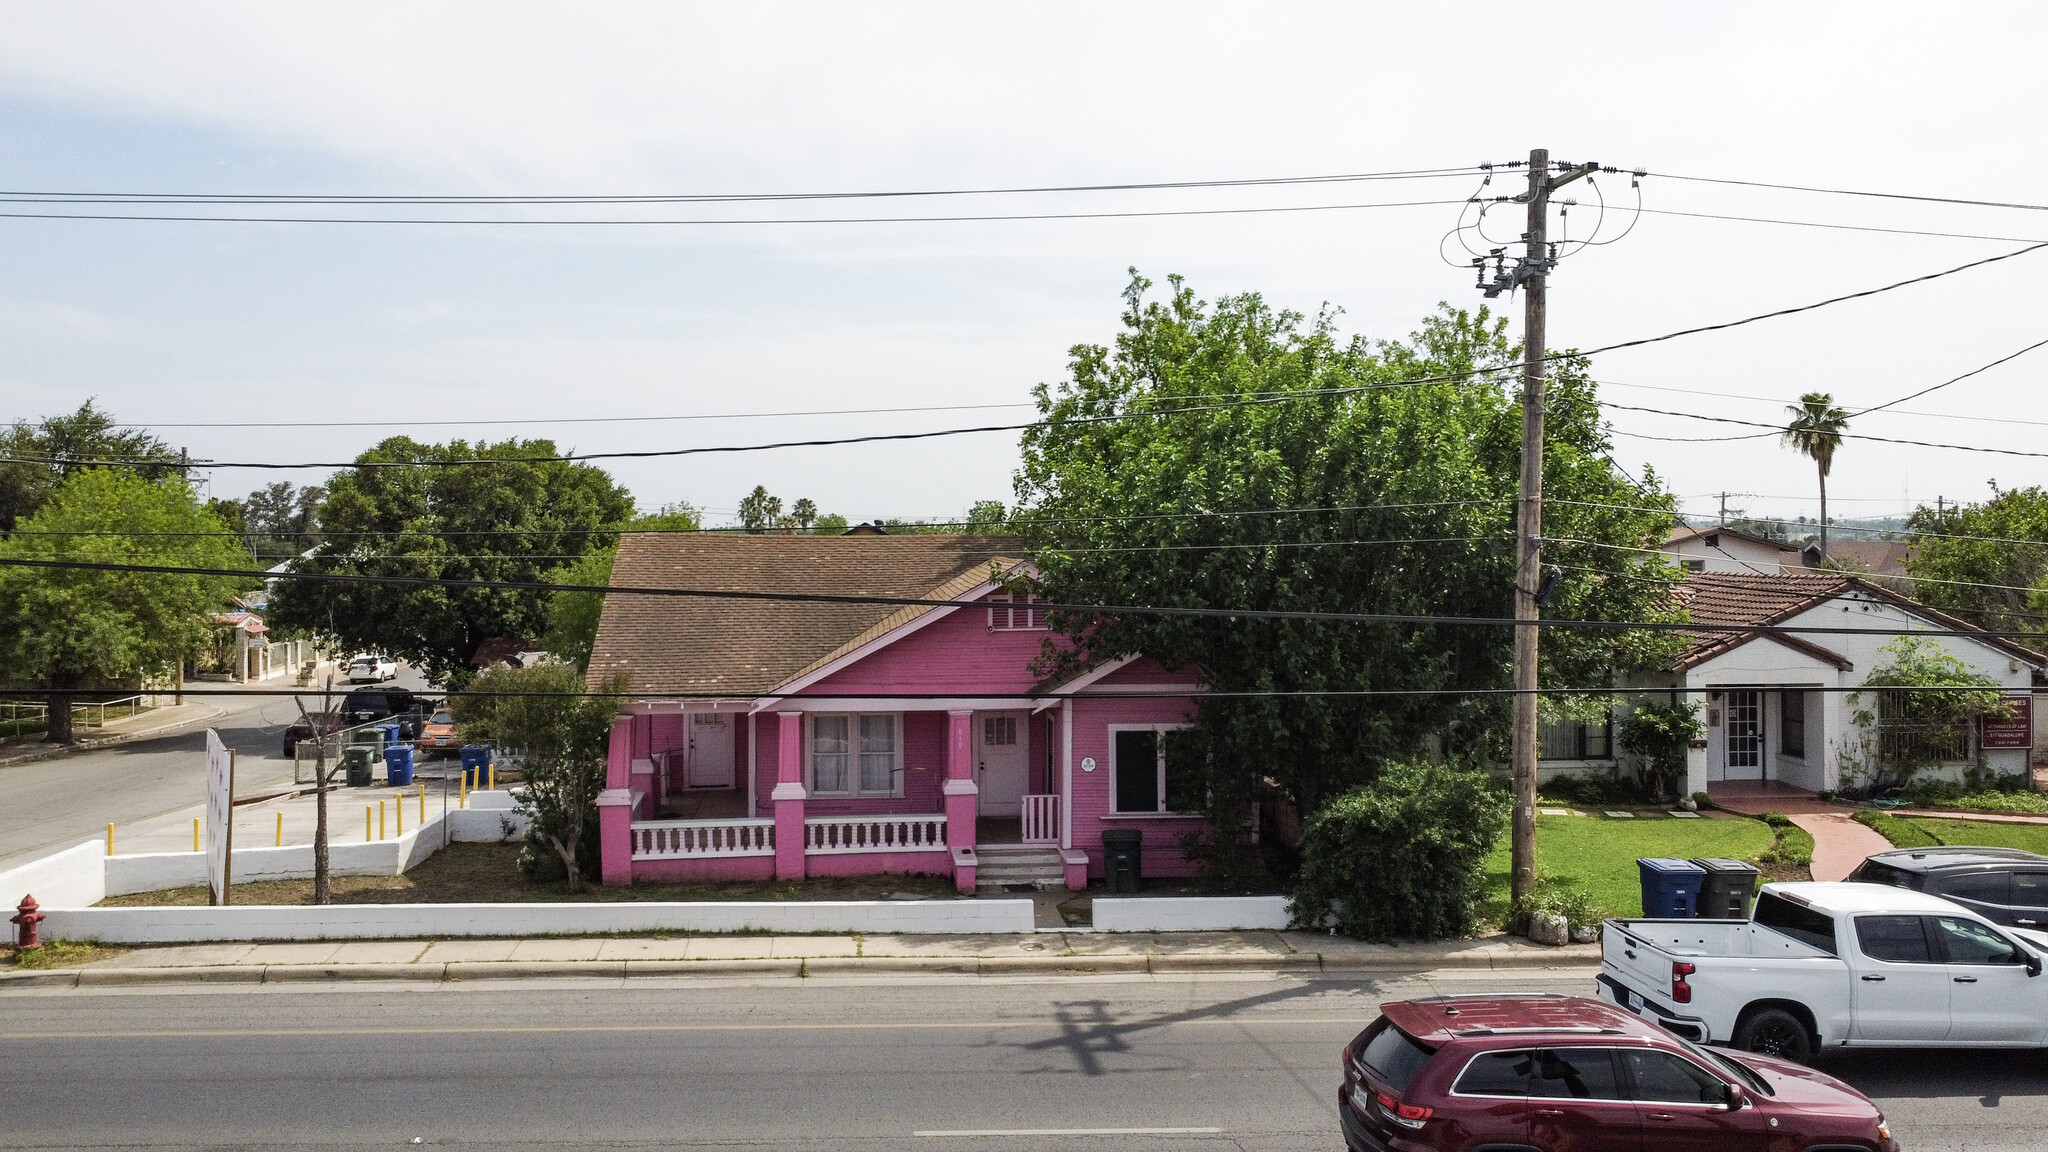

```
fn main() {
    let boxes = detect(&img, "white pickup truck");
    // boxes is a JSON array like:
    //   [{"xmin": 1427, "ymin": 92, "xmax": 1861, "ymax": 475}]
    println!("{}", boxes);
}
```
[{"xmin": 1598, "ymin": 881, "xmax": 2048, "ymax": 1062}]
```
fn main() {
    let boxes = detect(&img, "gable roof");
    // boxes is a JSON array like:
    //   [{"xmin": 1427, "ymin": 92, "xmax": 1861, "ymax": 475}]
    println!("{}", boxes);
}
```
[
  {"xmin": 1673, "ymin": 571, "xmax": 2045, "ymax": 671},
  {"xmin": 586, "ymin": 533, "xmax": 1025, "ymax": 697},
  {"xmin": 1823, "ymin": 539, "xmax": 1911, "ymax": 577}
]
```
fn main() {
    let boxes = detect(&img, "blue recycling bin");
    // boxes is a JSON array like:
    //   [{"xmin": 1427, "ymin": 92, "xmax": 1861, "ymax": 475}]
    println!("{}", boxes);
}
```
[
  {"xmin": 373, "ymin": 722, "xmax": 403, "ymax": 746},
  {"xmin": 1638, "ymin": 857, "xmax": 1707, "ymax": 918},
  {"xmin": 460, "ymin": 744, "xmax": 492, "ymax": 787},
  {"xmin": 383, "ymin": 743, "xmax": 415, "ymax": 787}
]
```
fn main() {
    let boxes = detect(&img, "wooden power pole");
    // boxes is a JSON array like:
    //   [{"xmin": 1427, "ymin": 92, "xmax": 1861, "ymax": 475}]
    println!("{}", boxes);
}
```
[{"xmin": 1509, "ymin": 148, "xmax": 1597, "ymax": 910}]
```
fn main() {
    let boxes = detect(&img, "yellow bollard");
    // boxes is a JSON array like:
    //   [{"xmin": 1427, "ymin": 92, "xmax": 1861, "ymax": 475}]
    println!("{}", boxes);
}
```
[
  {"xmin": 276, "ymin": 811, "xmax": 284, "ymax": 847},
  {"xmin": 418, "ymin": 782, "xmax": 426, "ymax": 824},
  {"xmin": 193, "ymin": 817, "xmax": 200, "ymax": 853},
  {"xmin": 460, "ymin": 773, "xmax": 468, "ymax": 808},
  {"xmin": 396, "ymin": 795, "xmax": 404, "ymax": 836},
  {"xmin": 366, "ymin": 805, "xmax": 373, "ymax": 842},
  {"xmin": 379, "ymin": 800, "xmax": 387, "ymax": 840},
  {"xmin": 107, "ymin": 822, "xmax": 115, "ymax": 856},
  {"xmin": 488, "ymin": 762, "xmax": 496, "ymax": 792}
]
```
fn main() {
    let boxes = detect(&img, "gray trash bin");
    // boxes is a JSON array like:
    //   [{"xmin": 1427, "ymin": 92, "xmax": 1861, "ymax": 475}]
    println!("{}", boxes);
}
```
[
  {"xmin": 1691, "ymin": 857, "xmax": 1762, "ymax": 918},
  {"xmin": 343, "ymin": 745, "xmax": 375, "ymax": 788},
  {"xmin": 1103, "ymin": 830, "xmax": 1143, "ymax": 894}
]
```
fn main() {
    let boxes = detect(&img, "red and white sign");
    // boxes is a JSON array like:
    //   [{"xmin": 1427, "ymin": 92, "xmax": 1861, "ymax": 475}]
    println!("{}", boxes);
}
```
[
  {"xmin": 1981, "ymin": 694, "xmax": 2034, "ymax": 750},
  {"xmin": 204, "ymin": 728, "xmax": 236, "ymax": 905}
]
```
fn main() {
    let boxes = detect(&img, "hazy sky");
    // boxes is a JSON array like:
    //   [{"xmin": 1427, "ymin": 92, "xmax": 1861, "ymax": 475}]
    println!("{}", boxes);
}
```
[{"xmin": 3, "ymin": 3, "xmax": 2043, "ymax": 529}]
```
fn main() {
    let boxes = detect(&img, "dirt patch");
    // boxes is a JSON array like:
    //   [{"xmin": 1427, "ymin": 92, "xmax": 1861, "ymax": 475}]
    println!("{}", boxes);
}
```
[
  {"xmin": 2, "ymin": 939, "xmax": 130, "ymax": 969},
  {"xmin": 97, "ymin": 842, "xmax": 966, "ymax": 906}
]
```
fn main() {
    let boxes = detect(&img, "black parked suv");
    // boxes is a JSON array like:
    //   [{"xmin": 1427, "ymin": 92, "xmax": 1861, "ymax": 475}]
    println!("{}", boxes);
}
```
[
  {"xmin": 340, "ymin": 687, "xmax": 428, "ymax": 738},
  {"xmin": 1848, "ymin": 845, "xmax": 2048, "ymax": 928}
]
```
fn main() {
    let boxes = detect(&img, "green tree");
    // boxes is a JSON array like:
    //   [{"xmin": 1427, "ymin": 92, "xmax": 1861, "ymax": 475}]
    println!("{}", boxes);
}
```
[
  {"xmin": 541, "ymin": 502, "xmax": 701, "ymax": 671},
  {"xmin": 1014, "ymin": 274, "xmax": 1681, "ymax": 863},
  {"xmin": 1903, "ymin": 485, "xmax": 2048, "ymax": 641},
  {"xmin": 0, "ymin": 470, "xmax": 250, "ymax": 742},
  {"xmin": 454, "ymin": 663, "xmax": 617, "ymax": 892},
  {"xmin": 1782, "ymin": 393, "xmax": 1849, "ymax": 563},
  {"xmin": 738, "ymin": 485, "xmax": 783, "ymax": 532},
  {"xmin": 266, "ymin": 437, "xmax": 634, "ymax": 685},
  {"xmin": 1847, "ymin": 636, "xmax": 2013, "ymax": 794},
  {"xmin": 0, "ymin": 400, "xmax": 184, "ymax": 533}
]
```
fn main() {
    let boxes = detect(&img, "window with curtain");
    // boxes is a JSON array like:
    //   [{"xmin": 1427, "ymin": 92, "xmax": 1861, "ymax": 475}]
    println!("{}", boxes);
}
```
[
  {"xmin": 809, "ymin": 713, "xmax": 901, "ymax": 796},
  {"xmin": 1538, "ymin": 714, "xmax": 1613, "ymax": 760}
]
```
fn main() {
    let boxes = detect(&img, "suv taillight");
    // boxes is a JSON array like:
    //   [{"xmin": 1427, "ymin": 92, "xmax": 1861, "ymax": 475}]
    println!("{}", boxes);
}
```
[
  {"xmin": 1672, "ymin": 961, "xmax": 1696, "ymax": 1004},
  {"xmin": 1374, "ymin": 1092, "xmax": 1433, "ymax": 1130}
]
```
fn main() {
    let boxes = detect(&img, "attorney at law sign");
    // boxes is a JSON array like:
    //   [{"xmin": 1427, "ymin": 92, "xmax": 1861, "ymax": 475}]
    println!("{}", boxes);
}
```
[{"xmin": 1981, "ymin": 693, "xmax": 2034, "ymax": 750}]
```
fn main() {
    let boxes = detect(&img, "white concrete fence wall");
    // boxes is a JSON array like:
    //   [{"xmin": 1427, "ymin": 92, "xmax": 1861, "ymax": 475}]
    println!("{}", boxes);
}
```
[
  {"xmin": 2, "ymin": 792, "xmax": 528, "ymax": 912},
  {"xmin": 1092, "ymin": 895, "xmax": 1293, "ymax": 932}
]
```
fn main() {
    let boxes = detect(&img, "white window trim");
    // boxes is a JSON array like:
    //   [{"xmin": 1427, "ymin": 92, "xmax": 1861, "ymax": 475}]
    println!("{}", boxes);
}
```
[
  {"xmin": 986, "ymin": 591, "xmax": 1049, "ymax": 632},
  {"xmin": 1107, "ymin": 722, "xmax": 1194, "ymax": 815},
  {"xmin": 806, "ymin": 712, "xmax": 905, "ymax": 798}
]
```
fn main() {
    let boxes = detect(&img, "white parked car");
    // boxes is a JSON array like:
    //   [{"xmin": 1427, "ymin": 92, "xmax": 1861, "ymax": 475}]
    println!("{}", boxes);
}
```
[
  {"xmin": 345, "ymin": 653, "xmax": 398, "ymax": 683},
  {"xmin": 1599, "ymin": 881, "xmax": 2048, "ymax": 1063}
]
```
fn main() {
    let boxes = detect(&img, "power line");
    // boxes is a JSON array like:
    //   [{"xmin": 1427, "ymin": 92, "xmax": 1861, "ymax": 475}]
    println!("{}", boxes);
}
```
[
  {"xmin": 1850, "ymin": 335, "xmax": 2048, "ymax": 417},
  {"xmin": 1595, "ymin": 399, "xmax": 2048, "ymax": 458},
  {"xmin": 1652, "ymin": 171, "xmax": 2048, "ymax": 215},
  {"xmin": 0, "ymin": 166, "xmax": 1488, "ymax": 205},
  {"xmin": 1624, "ymin": 204, "xmax": 2048, "ymax": 245},
  {"xmin": 1596, "ymin": 377, "xmax": 2048, "ymax": 431},
  {"xmin": 1, "ymin": 554, "xmax": 2041, "ymax": 645}
]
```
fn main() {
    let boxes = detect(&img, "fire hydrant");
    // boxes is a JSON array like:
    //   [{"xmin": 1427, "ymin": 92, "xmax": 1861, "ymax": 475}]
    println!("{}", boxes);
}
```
[{"xmin": 12, "ymin": 894, "xmax": 44, "ymax": 950}]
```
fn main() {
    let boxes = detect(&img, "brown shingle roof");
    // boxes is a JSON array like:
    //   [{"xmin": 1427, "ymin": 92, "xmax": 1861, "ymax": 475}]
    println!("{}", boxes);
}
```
[
  {"xmin": 586, "ymin": 533, "xmax": 1025, "ymax": 697},
  {"xmin": 1672, "ymin": 572, "xmax": 2045, "ymax": 671},
  {"xmin": 1823, "ymin": 539, "xmax": 1911, "ymax": 577}
]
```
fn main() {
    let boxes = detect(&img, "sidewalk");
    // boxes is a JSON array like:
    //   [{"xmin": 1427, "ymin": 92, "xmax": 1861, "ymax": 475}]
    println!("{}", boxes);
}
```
[
  {"xmin": 1, "ymin": 930, "xmax": 1600, "ymax": 987},
  {"xmin": 1787, "ymin": 812, "xmax": 1891, "ymax": 882},
  {"xmin": 0, "ymin": 701, "xmax": 227, "ymax": 768}
]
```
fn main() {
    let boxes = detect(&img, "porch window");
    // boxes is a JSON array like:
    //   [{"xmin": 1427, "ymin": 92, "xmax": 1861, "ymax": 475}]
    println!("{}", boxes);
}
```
[
  {"xmin": 1781, "ymin": 690, "xmax": 1806, "ymax": 759},
  {"xmin": 987, "ymin": 592, "xmax": 1048, "ymax": 631},
  {"xmin": 1538, "ymin": 714, "xmax": 1612, "ymax": 761},
  {"xmin": 1110, "ymin": 725, "xmax": 1199, "ymax": 813},
  {"xmin": 808, "ymin": 713, "xmax": 902, "ymax": 797}
]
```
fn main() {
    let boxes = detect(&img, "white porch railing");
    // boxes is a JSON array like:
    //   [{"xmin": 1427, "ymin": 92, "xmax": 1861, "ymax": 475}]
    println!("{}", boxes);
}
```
[
  {"xmin": 1021, "ymin": 794, "xmax": 1059, "ymax": 844},
  {"xmin": 631, "ymin": 817, "xmax": 776, "ymax": 859},
  {"xmin": 804, "ymin": 814, "xmax": 948, "ymax": 855}
]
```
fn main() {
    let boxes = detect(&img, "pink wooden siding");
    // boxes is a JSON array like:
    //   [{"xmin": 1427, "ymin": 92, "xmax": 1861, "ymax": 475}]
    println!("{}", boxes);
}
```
[
  {"xmin": 752, "ymin": 709, "xmax": 946, "ymax": 817},
  {"xmin": 1065, "ymin": 694, "xmax": 1206, "ymax": 878},
  {"xmin": 805, "ymin": 592, "xmax": 1067, "ymax": 696}
]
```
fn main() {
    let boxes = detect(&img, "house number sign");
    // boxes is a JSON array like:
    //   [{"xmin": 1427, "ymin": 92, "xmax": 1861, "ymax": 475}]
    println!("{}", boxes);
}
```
[{"xmin": 1080, "ymin": 756, "xmax": 1097, "ymax": 772}]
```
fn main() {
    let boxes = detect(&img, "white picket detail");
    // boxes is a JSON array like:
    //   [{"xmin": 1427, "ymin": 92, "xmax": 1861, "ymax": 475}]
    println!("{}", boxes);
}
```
[
  {"xmin": 631, "ymin": 817, "xmax": 776, "ymax": 860},
  {"xmin": 804, "ymin": 815, "xmax": 948, "ymax": 855},
  {"xmin": 1021, "ymin": 794, "xmax": 1059, "ymax": 844}
]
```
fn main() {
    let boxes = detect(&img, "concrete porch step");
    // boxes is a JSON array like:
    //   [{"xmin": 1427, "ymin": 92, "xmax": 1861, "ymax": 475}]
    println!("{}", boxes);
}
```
[{"xmin": 973, "ymin": 844, "xmax": 1066, "ymax": 890}]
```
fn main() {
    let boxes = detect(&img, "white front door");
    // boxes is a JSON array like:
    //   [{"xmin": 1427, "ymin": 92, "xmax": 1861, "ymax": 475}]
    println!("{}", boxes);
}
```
[
  {"xmin": 975, "ymin": 712, "xmax": 1028, "ymax": 817},
  {"xmin": 686, "ymin": 712, "xmax": 736, "ymax": 788},
  {"xmin": 1722, "ymin": 689, "xmax": 1764, "ymax": 781}
]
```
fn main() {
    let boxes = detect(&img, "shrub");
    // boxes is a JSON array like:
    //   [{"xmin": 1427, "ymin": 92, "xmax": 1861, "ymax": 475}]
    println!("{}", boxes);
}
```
[
  {"xmin": 1539, "ymin": 770, "xmax": 1652, "ymax": 807},
  {"xmin": 1290, "ymin": 761, "xmax": 1510, "ymax": 941},
  {"xmin": 1614, "ymin": 700, "xmax": 1704, "ymax": 802},
  {"xmin": 1854, "ymin": 808, "xmax": 1940, "ymax": 849}
]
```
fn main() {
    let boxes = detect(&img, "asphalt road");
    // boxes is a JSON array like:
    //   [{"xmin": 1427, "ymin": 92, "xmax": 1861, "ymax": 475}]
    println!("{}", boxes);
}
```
[
  {"xmin": 0, "ymin": 668, "xmax": 436, "ymax": 870},
  {"xmin": 0, "ymin": 969, "xmax": 2041, "ymax": 1151}
]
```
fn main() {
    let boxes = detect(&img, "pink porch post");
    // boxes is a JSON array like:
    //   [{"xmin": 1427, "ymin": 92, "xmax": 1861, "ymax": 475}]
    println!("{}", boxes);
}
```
[
  {"xmin": 943, "ymin": 709, "xmax": 978, "ymax": 892},
  {"xmin": 772, "ymin": 711, "xmax": 807, "ymax": 881},
  {"xmin": 597, "ymin": 715, "xmax": 635, "ymax": 886}
]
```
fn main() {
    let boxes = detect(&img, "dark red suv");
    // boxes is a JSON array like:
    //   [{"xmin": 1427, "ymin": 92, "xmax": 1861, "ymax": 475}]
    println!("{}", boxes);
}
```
[{"xmin": 1340, "ymin": 995, "xmax": 1896, "ymax": 1152}]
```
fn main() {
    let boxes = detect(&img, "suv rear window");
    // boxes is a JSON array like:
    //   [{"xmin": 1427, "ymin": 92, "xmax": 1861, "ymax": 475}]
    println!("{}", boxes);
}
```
[
  {"xmin": 1754, "ymin": 892, "xmax": 1838, "ymax": 954},
  {"xmin": 1848, "ymin": 859, "xmax": 1911, "ymax": 887},
  {"xmin": 1358, "ymin": 1020, "xmax": 1435, "ymax": 1093}
]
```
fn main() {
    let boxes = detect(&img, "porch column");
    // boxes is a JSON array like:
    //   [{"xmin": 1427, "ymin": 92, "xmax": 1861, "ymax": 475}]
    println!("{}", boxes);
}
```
[
  {"xmin": 1681, "ymin": 686, "xmax": 1709, "ymax": 798},
  {"xmin": 606, "ymin": 716, "xmax": 632, "ymax": 790},
  {"xmin": 944, "ymin": 710, "xmax": 978, "ymax": 892},
  {"xmin": 598, "ymin": 714, "xmax": 639, "ymax": 885},
  {"xmin": 773, "ymin": 711, "xmax": 807, "ymax": 881}
]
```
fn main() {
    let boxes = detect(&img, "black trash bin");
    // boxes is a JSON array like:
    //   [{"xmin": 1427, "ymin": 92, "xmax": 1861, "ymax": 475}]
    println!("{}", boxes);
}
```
[
  {"xmin": 343, "ymin": 745, "xmax": 375, "ymax": 788},
  {"xmin": 1691, "ymin": 857, "xmax": 1762, "ymax": 918},
  {"xmin": 1103, "ymin": 830, "xmax": 1143, "ymax": 894}
]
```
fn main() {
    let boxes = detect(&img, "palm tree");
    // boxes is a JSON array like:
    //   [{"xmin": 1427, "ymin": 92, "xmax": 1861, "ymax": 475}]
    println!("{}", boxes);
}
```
[{"xmin": 1782, "ymin": 393, "xmax": 1850, "ymax": 564}]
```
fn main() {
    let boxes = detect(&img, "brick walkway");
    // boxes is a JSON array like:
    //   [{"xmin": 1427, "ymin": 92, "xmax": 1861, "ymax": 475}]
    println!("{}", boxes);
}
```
[{"xmin": 1788, "ymin": 812, "xmax": 1892, "ymax": 882}]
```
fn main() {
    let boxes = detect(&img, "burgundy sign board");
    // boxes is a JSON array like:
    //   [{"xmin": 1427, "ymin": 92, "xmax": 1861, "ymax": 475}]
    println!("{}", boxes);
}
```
[{"xmin": 1980, "ymin": 693, "xmax": 2034, "ymax": 750}]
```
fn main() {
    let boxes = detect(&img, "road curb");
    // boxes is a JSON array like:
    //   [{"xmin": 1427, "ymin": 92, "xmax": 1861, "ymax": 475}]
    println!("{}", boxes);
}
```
[
  {"xmin": 0, "ymin": 704, "xmax": 230, "ymax": 768},
  {"xmin": 3, "ymin": 949, "xmax": 1603, "ymax": 988}
]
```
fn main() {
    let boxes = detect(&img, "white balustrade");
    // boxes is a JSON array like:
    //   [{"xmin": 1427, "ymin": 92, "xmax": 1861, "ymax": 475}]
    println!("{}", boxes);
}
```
[
  {"xmin": 803, "ymin": 814, "xmax": 948, "ymax": 855},
  {"xmin": 631, "ymin": 817, "xmax": 776, "ymax": 860},
  {"xmin": 1021, "ymin": 794, "xmax": 1059, "ymax": 844}
]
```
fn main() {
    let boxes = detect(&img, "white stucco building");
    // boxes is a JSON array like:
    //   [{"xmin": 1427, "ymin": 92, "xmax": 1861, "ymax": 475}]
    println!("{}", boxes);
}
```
[{"xmin": 1662, "ymin": 525, "xmax": 1806, "ymax": 575}]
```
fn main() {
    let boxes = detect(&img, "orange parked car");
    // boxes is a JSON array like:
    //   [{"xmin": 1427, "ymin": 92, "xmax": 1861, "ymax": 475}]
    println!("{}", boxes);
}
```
[{"xmin": 415, "ymin": 708, "xmax": 460, "ymax": 757}]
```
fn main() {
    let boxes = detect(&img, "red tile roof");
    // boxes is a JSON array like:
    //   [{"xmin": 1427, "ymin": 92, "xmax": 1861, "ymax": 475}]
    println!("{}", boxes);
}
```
[
  {"xmin": 586, "ymin": 533, "xmax": 1025, "ymax": 697},
  {"xmin": 1673, "ymin": 572, "xmax": 2044, "ymax": 671}
]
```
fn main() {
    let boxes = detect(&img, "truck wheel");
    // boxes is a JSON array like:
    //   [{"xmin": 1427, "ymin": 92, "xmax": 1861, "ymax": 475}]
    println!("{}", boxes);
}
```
[{"xmin": 1733, "ymin": 1008, "xmax": 1813, "ymax": 1063}]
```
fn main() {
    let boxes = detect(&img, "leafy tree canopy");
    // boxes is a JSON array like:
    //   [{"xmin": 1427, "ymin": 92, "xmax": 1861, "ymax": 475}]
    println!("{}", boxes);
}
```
[
  {"xmin": 0, "ymin": 400, "xmax": 183, "ymax": 533},
  {"xmin": 454, "ymin": 663, "xmax": 618, "ymax": 891},
  {"xmin": 1904, "ymin": 485, "xmax": 2048, "ymax": 642},
  {"xmin": 0, "ymin": 469, "xmax": 250, "ymax": 740},
  {"xmin": 266, "ymin": 437, "xmax": 634, "ymax": 685},
  {"xmin": 1014, "ymin": 273, "xmax": 1681, "ymax": 829},
  {"xmin": 208, "ymin": 481, "xmax": 326, "ymax": 565}
]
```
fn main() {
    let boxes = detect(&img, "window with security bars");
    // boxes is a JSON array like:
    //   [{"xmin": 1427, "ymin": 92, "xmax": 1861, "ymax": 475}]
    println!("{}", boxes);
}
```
[
  {"xmin": 1874, "ymin": 689, "xmax": 1973, "ymax": 765},
  {"xmin": 986, "ymin": 593, "xmax": 1047, "ymax": 631},
  {"xmin": 1538, "ymin": 714, "xmax": 1613, "ymax": 760}
]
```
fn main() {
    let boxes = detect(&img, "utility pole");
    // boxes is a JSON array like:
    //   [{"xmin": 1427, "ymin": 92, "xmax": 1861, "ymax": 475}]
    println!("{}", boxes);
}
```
[
  {"xmin": 1719, "ymin": 493, "xmax": 1728, "ymax": 528},
  {"xmin": 175, "ymin": 447, "xmax": 190, "ymax": 707},
  {"xmin": 1508, "ymin": 148, "xmax": 1597, "ymax": 911}
]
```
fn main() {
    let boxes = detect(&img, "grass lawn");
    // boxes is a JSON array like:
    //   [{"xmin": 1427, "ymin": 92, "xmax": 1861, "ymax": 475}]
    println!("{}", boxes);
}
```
[
  {"xmin": 1894, "ymin": 817, "xmax": 2048, "ymax": 856},
  {"xmin": 1478, "ymin": 812, "xmax": 1776, "ymax": 925},
  {"xmin": 98, "ymin": 842, "xmax": 963, "ymax": 906}
]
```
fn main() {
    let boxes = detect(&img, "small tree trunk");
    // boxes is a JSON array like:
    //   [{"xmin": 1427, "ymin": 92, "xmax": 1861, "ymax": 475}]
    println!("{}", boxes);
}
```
[
  {"xmin": 553, "ymin": 830, "xmax": 582, "ymax": 894},
  {"xmin": 45, "ymin": 688, "xmax": 75, "ymax": 744}
]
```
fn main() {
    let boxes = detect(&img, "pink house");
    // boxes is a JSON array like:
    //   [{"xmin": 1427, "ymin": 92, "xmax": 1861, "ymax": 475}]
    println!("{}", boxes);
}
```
[{"xmin": 586, "ymin": 533, "xmax": 1211, "ymax": 892}]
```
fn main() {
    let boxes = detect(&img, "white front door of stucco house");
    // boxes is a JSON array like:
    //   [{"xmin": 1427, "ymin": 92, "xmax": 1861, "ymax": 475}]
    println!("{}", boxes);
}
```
[{"xmin": 975, "ymin": 711, "xmax": 1028, "ymax": 817}]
